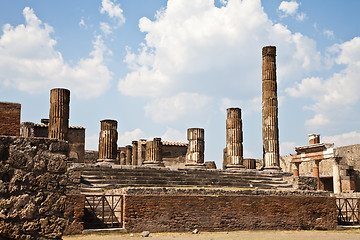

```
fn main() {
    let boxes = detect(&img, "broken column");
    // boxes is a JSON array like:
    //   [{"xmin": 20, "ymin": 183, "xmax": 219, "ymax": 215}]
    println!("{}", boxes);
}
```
[
  {"xmin": 225, "ymin": 108, "xmax": 245, "ymax": 169},
  {"xmin": 143, "ymin": 137, "xmax": 164, "ymax": 167},
  {"xmin": 98, "ymin": 119, "xmax": 118, "ymax": 164},
  {"xmin": 119, "ymin": 151, "xmax": 126, "ymax": 165},
  {"xmin": 48, "ymin": 88, "xmax": 70, "ymax": 140},
  {"xmin": 185, "ymin": 128, "xmax": 206, "ymax": 168},
  {"xmin": 262, "ymin": 46, "xmax": 280, "ymax": 170},
  {"xmin": 132, "ymin": 141, "xmax": 138, "ymax": 166},
  {"xmin": 125, "ymin": 145, "xmax": 132, "ymax": 165}
]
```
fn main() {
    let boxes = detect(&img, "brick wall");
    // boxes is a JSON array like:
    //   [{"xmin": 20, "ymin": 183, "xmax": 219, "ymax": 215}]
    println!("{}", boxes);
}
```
[
  {"xmin": 0, "ymin": 102, "xmax": 21, "ymax": 136},
  {"xmin": 124, "ymin": 194, "xmax": 336, "ymax": 232},
  {"xmin": 64, "ymin": 194, "xmax": 85, "ymax": 235}
]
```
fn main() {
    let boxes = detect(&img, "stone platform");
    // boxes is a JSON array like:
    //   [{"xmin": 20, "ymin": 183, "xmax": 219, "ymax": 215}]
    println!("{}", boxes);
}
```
[{"xmin": 67, "ymin": 163, "xmax": 294, "ymax": 195}]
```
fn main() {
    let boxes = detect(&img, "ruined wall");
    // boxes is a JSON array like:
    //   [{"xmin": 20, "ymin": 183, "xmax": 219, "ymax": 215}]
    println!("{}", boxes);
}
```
[
  {"xmin": 68, "ymin": 127, "xmax": 85, "ymax": 163},
  {"xmin": 124, "ymin": 192, "xmax": 336, "ymax": 232},
  {"xmin": 63, "ymin": 194, "xmax": 85, "ymax": 235},
  {"xmin": 84, "ymin": 150, "xmax": 98, "ymax": 164},
  {"xmin": 0, "ymin": 136, "xmax": 69, "ymax": 240},
  {"xmin": 0, "ymin": 102, "xmax": 21, "ymax": 136}
]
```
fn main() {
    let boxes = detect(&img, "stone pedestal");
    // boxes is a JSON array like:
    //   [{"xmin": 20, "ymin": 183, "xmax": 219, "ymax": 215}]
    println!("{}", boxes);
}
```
[
  {"xmin": 185, "ymin": 128, "xmax": 206, "ymax": 169},
  {"xmin": 132, "ymin": 141, "xmax": 138, "ymax": 166},
  {"xmin": 48, "ymin": 88, "xmax": 70, "ymax": 140},
  {"xmin": 225, "ymin": 108, "xmax": 245, "ymax": 170},
  {"xmin": 97, "ymin": 119, "xmax": 118, "ymax": 164},
  {"xmin": 125, "ymin": 145, "xmax": 132, "ymax": 165},
  {"xmin": 143, "ymin": 138, "xmax": 164, "ymax": 167},
  {"xmin": 262, "ymin": 46, "xmax": 280, "ymax": 170}
]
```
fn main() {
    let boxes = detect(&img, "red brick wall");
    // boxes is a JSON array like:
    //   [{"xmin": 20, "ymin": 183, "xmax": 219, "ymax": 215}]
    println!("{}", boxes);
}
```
[
  {"xmin": 0, "ymin": 102, "xmax": 21, "ymax": 136},
  {"xmin": 124, "ymin": 195, "xmax": 336, "ymax": 232},
  {"xmin": 64, "ymin": 194, "xmax": 85, "ymax": 235}
]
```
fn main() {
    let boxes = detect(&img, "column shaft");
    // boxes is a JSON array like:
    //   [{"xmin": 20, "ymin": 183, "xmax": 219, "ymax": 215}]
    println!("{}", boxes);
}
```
[
  {"xmin": 185, "ymin": 128, "xmax": 206, "ymax": 168},
  {"xmin": 262, "ymin": 46, "xmax": 280, "ymax": 170},
  {"xmin": 98, "ymin": 119, "xmax": 118, "ymax": 163},
  {"xmin": 225, "ymin": 108, "xmax": 244, "ymax": 169},
  {"xmin": 48, "ymin": 88, "xmax": 70, "ymax": 140},
  {"xmin": 143, "ymin": 138, "xmax": 164, "ymax": 167}
]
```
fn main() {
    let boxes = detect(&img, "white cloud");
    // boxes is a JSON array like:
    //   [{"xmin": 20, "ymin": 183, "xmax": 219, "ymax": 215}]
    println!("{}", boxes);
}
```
[
  {"xmin": 278, "ymin": 1, "xmax": 299, "ymax": 16},
  {"xmin": 280, "ymin": 141, "xmax": 296, "ymax": 156},
  {"xmin": 323, "ymin": 29, "xmax": 334, "ymax": 40},
  {"xmin": 79, "ymin": 17, "xmax": 86, "ymax": 28},
  {"xmin": 0, "ymin": 7, "xmax": 112, "ymax": 99},
  {"xmin": 100, "ymin": 22, "xmax": 112, "ymax": 35},
  {"xmin": 296, "ymin": 12, "xmax": 306, "ymax": 22},
  {"xmin": 322, "ymin": 131, "xmax": 360, "ymax": 147},
  {"xmin": 145, "ymin": 92, "xmax": 211, "ymax": 123},
  {"xmin": 305, "ymin": 114, "xmax": 330, "ymax": 129},
  {"xmin": 119, "ymin": 0, "xmax": 322, "ymax": 107},
  {"xmin": 161, "ymin": 128, "xmax": 186, "ymax": 143},
  {"xmin": 100, "ymin": 0, "xmax": 125, "ymax": 26},
  {"xmin": 118, "ymin": 128, "xmax": 146, "ymax": 146},
  {"xmin": 287, "ymin": 37, "xmax": 360, "ymax": 129}
]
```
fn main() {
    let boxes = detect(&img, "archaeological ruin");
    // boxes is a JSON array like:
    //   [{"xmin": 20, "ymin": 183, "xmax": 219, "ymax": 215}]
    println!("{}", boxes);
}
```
[{"xmin": 0, "ymin": 46, "xmax": 359, "ymax": 239}]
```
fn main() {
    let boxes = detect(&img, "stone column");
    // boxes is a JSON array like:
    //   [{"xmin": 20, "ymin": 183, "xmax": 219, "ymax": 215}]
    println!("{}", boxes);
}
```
[
  {"xmin": 125, "ymin": 145, "xmax": 132, "ymax": 165},
  {"xmin": 185, "ymin": 128, "xmax": 206, "ymax": 168},
  {"xmin": 132, "ymin": 141, "xmax": 138, "ymax": 166},
  {"xmin": 120, "ymin": 151, "xmax": 126, "ymax": 165},
  {"xmin": 292, "ymin": 162, "xmax": 300, "ymax": 177},
  {"xmin": 98, "ymin": 119, "xmax": 118, "ymax": 164},
  {"xmin": 48, "ymin": 88, "xmax": 70, "ymax": 140},
  {"xmin": 262, "ymin": 46, "xmax": 280, "ymax": 170},
  {"xmin": 143, "ymin": 138, "xmax": 164, "ymax": 167},
  {"xmin": 313, "ymin": 160, "xmax": 320, "ymax": 190},
  {"xmin": 225, "ymin": 108, "xmax": 245, "ymax": 169},
  {"xmin": 333, "ymin": 160, "xmax": 341, "ymax": 194},
  {"xmin": 137, "ymin": 139, "xmax": 147, "ymax": 166}
]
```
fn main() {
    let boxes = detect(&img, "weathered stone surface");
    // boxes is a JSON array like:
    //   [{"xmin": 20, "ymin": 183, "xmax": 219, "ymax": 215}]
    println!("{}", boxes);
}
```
[
  {"xmin": 185, "ymin": 128, "xmax": 206, "ymax": 169},
  {"xmin": 0, "ymin": 136, "xmax": 69, "ymax": 240},
  {"xmin": 225, "ymin": 108, "xmax": 244, "ymax": 169},
  {"xmin": 143, "ymin": 138, "xmax": 164, "ymax": 167},
  {"xmin": 262, "ymin": 46, "xmax": 280, "ymax": 170},
  {"xmin": 48, "ymin": 88, "xmax": 70, "ymax": 141},
  {"xmin": 98, "ymin": 120, "xmax": 118, "ymax": 163}
]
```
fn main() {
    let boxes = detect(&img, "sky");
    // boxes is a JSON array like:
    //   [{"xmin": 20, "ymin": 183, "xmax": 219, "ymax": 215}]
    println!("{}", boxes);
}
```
[{"xmin": 1, "ymin": 0, "xmax": 360, "ymax": 168}]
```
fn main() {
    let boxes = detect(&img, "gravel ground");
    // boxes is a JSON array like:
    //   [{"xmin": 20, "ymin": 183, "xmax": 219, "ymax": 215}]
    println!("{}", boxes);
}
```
[{"xmin": 63, "ymin": 229, "xmax": 360, "ymax": 240}]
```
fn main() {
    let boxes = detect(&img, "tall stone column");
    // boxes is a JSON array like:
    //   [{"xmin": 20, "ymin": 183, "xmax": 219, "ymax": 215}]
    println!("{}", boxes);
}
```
[
  {"xmin": 143, "ymin": 138, "xmax": 164, "ymax": 167},
  {"xmin": 125, "ymin": 145, "xmax": 132, "ymax": 165},
  {"xmin": 262, "ymin": 46, "xmax": 280, "ymax": 170},
  {"xmin": 132, "ymin": 141, "xmax": 138, "ymax": 166},
  {"xmin": 333, "ymin": 160, "xmax": 341, "ymax": 194},
  {"xmin": 98, "ymin": 119, "xmax": 118, "ymax": 164},
  {"xmin": 185, "ymin": 128, "xmax": 206, "ymax": 169},
  {"xmin": 225, "ymin": 108, "xmax": 245, "ymax": 170},
  {"xmin": 48, "ymin": 88, "xmax": 70, "ymax": 140},
  {"xmin": 313, "ymin": 160, "xmax": 320, "ymax": 190}
]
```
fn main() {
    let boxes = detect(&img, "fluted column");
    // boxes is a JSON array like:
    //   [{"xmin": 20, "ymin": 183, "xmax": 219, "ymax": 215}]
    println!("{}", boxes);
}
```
[
  {"xmin": 125, "ymin": 145, "xmax": 132, "ymax": 165},
  {"xmin": 225, "ymin": 108, "xmax": 245, "ymax": 170},
  {"xmin": 262, "ymin": 46, "xmax": 280, "ymax": 170},
  {"xmin": 132, "ymin": 141, "xmax": 138, "ymax": 166},
  {"xmin": 185, "ymin": 128, "xmax": 206, "ymax": 169},
  {"xmin": 48, "ymin": 88, "xmax": 70, "ymax": 140},
  {"xmin": 143, "ymin": 138, "xmax": 164, "ymax": 167},
  {"xmin": 98, "ymin": 119, "xmax": 118, "ymax": 164}
]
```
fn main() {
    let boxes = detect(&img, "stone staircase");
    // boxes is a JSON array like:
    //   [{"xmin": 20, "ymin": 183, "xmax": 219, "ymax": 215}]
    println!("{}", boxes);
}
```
[{"xmin": 70, "ymin": 164, "xmax": 294, "ymax": 195}]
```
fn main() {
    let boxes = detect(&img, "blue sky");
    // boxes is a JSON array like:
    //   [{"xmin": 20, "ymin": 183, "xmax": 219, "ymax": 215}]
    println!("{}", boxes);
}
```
[{"xmin": 1, "ymin": 0, "xmax": 360, "ymax": 168}]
